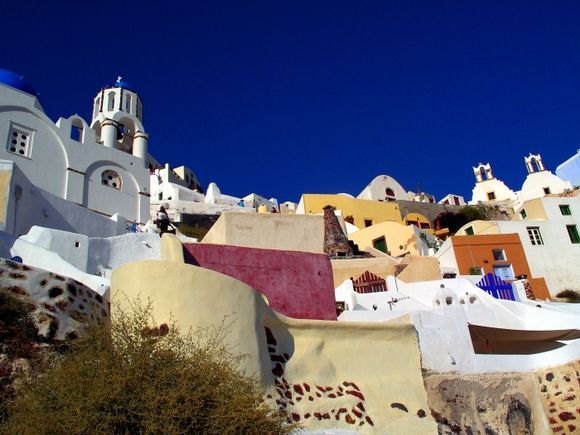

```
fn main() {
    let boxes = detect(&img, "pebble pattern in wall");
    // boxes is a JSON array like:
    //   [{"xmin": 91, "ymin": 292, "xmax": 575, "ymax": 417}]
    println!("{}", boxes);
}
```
[{"xmin": 264, "ymin": 326, "xmax": 374, "ymax": 427}]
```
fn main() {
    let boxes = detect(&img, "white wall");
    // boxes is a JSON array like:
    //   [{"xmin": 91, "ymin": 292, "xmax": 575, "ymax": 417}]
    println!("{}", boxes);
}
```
[
  {"xmin": 470, "ymin": 178, "xmax": 517, "ymax": 204},
  {"xmin": 18, "ymin": 225, "xmax": 161, "ymax": 278},
  {"xmin": 357, "ymin": 174, "xmax": 407, "ymax": 201},
  {"xmin": 517, "ymin": 171, "xmax": 572, "ymax": 208},
  {"xmin": 1, "ymin": 161, "xmax": 126, "ymax": 238},
  {"xmin": 496, "ymin": 215, "xmax": 580, "ymax": 296},
  {"xmin": 0, "ymin": 231, "xmax": 109, "ymax": 296},
  {"xmin": 337, "ymin": 276, "xmax": 580, "ymax": 373}
]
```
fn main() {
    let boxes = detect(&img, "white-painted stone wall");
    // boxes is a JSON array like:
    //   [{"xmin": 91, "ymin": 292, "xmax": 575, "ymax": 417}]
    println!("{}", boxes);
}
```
[{"xmin": 338, "ymin": 277, "xmax": 580, "ymax": 373}]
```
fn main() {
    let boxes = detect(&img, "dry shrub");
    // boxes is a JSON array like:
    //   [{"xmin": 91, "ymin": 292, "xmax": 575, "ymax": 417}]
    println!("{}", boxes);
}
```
[
  {"xmin": 555, "ymin": 289, "xmax": 580, "ymax": 303},
  {"xmin": 1, "ymin": 300, "xmax": 294, "ymax": 434}
]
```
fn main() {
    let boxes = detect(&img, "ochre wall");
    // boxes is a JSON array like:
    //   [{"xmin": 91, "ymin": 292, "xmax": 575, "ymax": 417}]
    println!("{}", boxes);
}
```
[
  {"xmin": 403, "ymin": 212, "xmax": 432, "ymax": 231},
  {"xmin": 0, "ymin": 169, "xmax": 12, "ymax": 229},
  {"xmin": 349, "ymin": 221, "xmax": 420, "ymax": 257},
  {"xmin": 330, "ymin": 257, "xmax": 398, "ymax": 287},
  {"xmin": 301, "ymin": 194, "xmax": 402, "ymax": 229},
  {"xmin": 397, "ymin": 256, "xmax": 441, "ymax": 283},
  {"xmin": 183, "ymin": 243, "xmax": 337, "ymax": 320},
  {"xmin": 450, "ymin": 234, "xmax": 550, "ymax": 299},
  {"xmin": 520, "ymin": 197, "xmax": 548, "ymax": 220},
  {"xmin": 202, "ymin": 212, "xmax": 326, "ymax": 254}
]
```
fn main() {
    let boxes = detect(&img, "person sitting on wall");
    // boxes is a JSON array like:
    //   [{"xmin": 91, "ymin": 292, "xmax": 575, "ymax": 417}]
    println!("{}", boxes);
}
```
[
  {"xmin": 155, "ymin": 206, "xmax": 175, "ymax": 236},
  {"xmin": 237, "ymin": 199, "xmax": 245, "ymax": 207}
]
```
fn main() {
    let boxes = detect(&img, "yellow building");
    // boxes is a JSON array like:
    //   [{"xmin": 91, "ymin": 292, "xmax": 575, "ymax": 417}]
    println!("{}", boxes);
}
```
[
  {"xmin": 403, "ymin": 212, "xmax": 433, "ymax": 233},
  {"xmin": 297, "ymin": 194, "xmax": 403, "ymax": 229},
  {"xmin": 348, "ymin": 220, "xmax": 432, "ymax": 257}
]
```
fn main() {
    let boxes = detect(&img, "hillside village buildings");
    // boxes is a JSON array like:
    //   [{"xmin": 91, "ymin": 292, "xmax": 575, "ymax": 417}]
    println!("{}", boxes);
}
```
[{"xmin": 1, "ymin": 69, "xmax": 579, "ymax": 433}]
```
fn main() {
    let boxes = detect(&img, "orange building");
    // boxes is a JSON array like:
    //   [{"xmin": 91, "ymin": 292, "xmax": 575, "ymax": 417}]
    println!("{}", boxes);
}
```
[{"xmin": 445, "ymin": 234, "xmax": 550, "ymax": 299}]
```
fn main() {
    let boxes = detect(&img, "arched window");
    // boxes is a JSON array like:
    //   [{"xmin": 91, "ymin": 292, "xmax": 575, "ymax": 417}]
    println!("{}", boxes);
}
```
[
  {"xmin": 530, "ymin": 158, "xmax": 540, "ymax": 173},
  {"xmin": 125, "ymin": 93, "xmax": 132, "ymax": 113},
  {"xmin": 94, "ymin": 97, "xmax": 101, "ymax": 119},
  {"xmin": 385, "ymin": 187, "xmax": 396, "ymax": 201},
  {"xmin": 101, "ymin": 170, "xmax": 122, "ymax": 190},
  {"xmin": 107, "ymin": 91, "xmax": 115, "ymax": 111},
  {"xmin": 480, "ymin": 166, "xmax": 488, "ymax": 181}
]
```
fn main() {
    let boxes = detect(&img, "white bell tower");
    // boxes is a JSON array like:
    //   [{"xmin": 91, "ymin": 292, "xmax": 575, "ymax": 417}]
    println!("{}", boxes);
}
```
[
  {"xmin": 90, "ymin": 77, "xmax": 148, "ymax": 162},
  {"xmin": 473, "ymin": 163, "xmax": 494, "ymax": 183},
  {"xmin": 524, "ymin": 153, "xmax": 545, "ymax": 174}
]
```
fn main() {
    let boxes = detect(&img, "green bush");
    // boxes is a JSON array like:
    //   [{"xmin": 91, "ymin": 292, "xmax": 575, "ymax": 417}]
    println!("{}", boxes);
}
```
[{"xmin": 1, "ymin": 300, "xmax": 295, "ymax": 434}]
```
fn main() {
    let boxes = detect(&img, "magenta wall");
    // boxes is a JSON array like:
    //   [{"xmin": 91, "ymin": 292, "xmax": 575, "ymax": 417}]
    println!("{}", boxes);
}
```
[{"xmin": 183, "ymin": 243, "xmax": 337, "ymax": 321}]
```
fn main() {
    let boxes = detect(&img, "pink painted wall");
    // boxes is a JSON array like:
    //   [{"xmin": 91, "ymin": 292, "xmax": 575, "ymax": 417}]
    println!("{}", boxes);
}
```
[{"xmin": 183, "ymin": 243, "xmax": 337, "ymax": 320}]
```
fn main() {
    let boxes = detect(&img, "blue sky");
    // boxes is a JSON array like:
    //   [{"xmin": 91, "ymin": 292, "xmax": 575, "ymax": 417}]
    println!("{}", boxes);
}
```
[{"xmin": 3, "ymin": 1, "xmax": 579, "ymax": 203}]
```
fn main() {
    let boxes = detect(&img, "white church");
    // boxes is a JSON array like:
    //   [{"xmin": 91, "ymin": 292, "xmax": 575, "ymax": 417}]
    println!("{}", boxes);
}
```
[
  {"xmin": 0, "ymin": 69, "xmax": 154, "ymax": 236},
  {"xmin": 0, "ymin": 69, "xmax": 283, "ymax": 237}
]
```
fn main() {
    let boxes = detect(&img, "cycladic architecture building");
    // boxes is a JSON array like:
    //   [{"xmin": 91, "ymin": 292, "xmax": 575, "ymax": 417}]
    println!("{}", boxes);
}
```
[
  {"xmin": 357, "ymin": 174, "xmax": 407, "ymax": 202},
  {"xmin": 470, "ymin": 163, "xmax": 517, "ymax": 204},
  {"xmin": 0, "ymin": 70, "xmax": 151, "ymax": 236},
  {"xmin": 517, "ymin": 154, "xmax": 572, "ymax": 208}
]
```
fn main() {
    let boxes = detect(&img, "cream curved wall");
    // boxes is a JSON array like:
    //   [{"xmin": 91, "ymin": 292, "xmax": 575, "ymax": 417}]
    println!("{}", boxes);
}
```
[{"xmin": 110, "ymin": 235, "xmax": 437, "ymax": 433}]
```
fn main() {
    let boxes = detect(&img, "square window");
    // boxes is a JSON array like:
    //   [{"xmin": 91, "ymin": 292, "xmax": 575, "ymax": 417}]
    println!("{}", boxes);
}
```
[
  {"xmin": 520, "ymin": 209, "xmax": 527, "ymax": 219},
  {"xmin": 559, "ymin": 205, "xmax": 571, "ymax": 216},
  {"xmin": 566, "ymin": 225, "xmax": 580, "ymax": 244},
  {"xmin": 543, "ymin": 187, "xmax": 551, "ymax": 194},
  {"xmin": 527, "ymin": 226, "xmax": 544, "ymax": 245},
  {"xmin": 372, "ymin": 236, "xmax": 387, "ymax": 253},
  {"xmin": 364, "ymin": 219, "xmax": 373, "ymax": 227},
  {"xmin": 493, "ymin": 264, "xmax": 514, "ymax": 281},
  {"xmin": 492, "ymin": 249, "xmax": 506, "ymax": 261},
  {"xmin": 465, "ymin": 226, "xmax": 474, "ymax": 235},
  {"xmin": 469, "ymin": 266, "xmax": 484, "ymax": 275},
  {"xmin": 6, "ymin": 123, "xmax": 34, "ymax": 158},
  {"xmin": 487, "ymin": 192, "xmax": 496, "ymax": 200}
]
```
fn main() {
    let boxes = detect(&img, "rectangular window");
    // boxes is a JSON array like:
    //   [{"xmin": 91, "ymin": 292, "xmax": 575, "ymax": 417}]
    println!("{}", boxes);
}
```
[
  {"xmin": 493, "ymin": 264, "xmax": 515, "ymax": 281},
  {"xmin": 527, "ymin": 227, "xmax": 544, "ymax": 245},
  {"xmin": 420, "ymin": 222, "xmax": 430, "ymax": 229},
  {"xmin": 465, "ymin": 226, "xmax": 474, "ymax": 235},
  {"xmin": 559, "ymin": 205, "xmax": 571, "ymax": 216},
  {"xmin": 566, "ymin": 225, "xmax": 580, "ymax": 244},
  {"xmin": 492, "ymin": 249, "xmax": 506, "ymax": 261},
  {"xmin": 487, "ymin": 192, "xmax": 496, "ymax": 200},
  {"xmin": 372, "ymin": 236, "xmax": 387, "ymax": 253},
  {"xmin": 543, "ymin": 187, "xmax": 551, "ymax": 194},
  {"xmin": 6, "ymin": 123, "xmax": 34, "ymax": 158},
  {"xmin": 519, "ymin": 209, "xmax": 527, "ymax": 219},
  {"xmin": 364, "ymin": 219, "xmax": 373, "ymax": 228}
]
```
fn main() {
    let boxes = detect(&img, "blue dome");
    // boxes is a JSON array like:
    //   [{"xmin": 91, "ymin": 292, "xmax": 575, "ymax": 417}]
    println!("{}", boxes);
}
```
[
  {"xmin": 0, "ymin": 69, "xmax": 38, "ymax": 96},
  {"xmin": 106, "ymin": 76, "xmax": 137, "ymax": 93}
]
